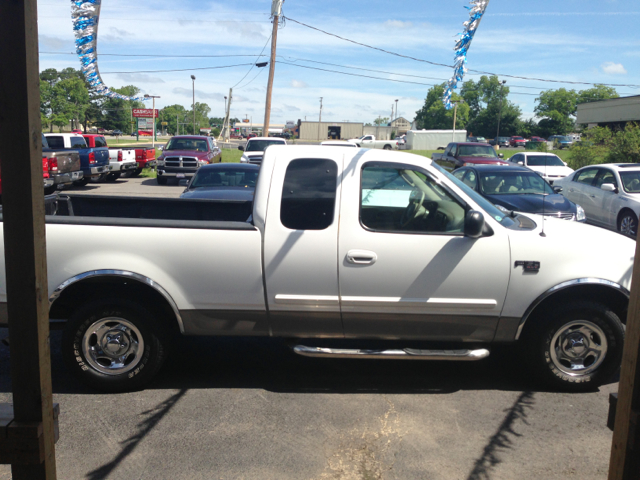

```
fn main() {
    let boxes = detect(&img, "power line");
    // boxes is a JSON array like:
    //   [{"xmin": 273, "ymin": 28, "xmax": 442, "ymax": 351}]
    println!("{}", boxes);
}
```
[
  {"xmin": 231, "ymin": 35, "xmax": 272, "ymax": 89},
  {"xmin": 235, "ymin": 68, "xmax": 266, "ymax": 90},
  {"xmin": 284, "ymin": 16, "xmax": 640, "ymax": 89},
  {"xmin": 101, "ymin": 63, "xmax": 254, "ymax": 74},
  {"xmin": 40, "ymin": 52, "xmax": 267, "ymax": 59}
]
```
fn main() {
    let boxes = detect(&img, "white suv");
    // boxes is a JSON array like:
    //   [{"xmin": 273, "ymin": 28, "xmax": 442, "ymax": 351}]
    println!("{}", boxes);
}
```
[
  {"xmin": 554, "ymin": 163, "xmax": 640, "ymax": 237},
  {"xmin": 238, "ymin": 137, "xmax": 287, "ymax": 165},
  {"xmin": 509, "ymin": 152, "xmax": 574, "ymax": 185}
]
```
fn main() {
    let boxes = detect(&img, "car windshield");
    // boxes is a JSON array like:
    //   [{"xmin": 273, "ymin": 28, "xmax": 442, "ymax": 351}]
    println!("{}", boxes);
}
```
[
  {"xmin": 432, "ymin": 164, "xmax": 516, "ymax": 227},
  {"xmin": 190, "ymin": 168, "xmax": 259, "ymax": 189},
  {"xmin": 70, "ymin": 137, "xmax": 87, "ymax": 148},
  {"xmin": 245, "ymin": 140, "xmax": 285, "ymax": 152},
  {"xmin": 560, "ymin": 136, "xmax": 573, "ymax": 142},
  {"xmin": 457, "ymin": 145, "xmax": 498, "ymax": 158},
  {"xmin": 165, "ymin": 138, "xmax": 208, "ymax": 152},
  {"xmin": 525, "ymin": 155, "xmax": 564, "ymax": 167},
  {"xmin": 498, "ymin": 137, "xmax": 510, "ymax": 141},
  {"xmin": 512, "ymin": 137, "xmax": 523, "ymax": 140},
  {"xmin": 620, "ymin": 171, "xmax": 640, "ymax": 193},
  {"xmin": 479, "ymin": 171, "xmax": 554, "ymax": 195}
]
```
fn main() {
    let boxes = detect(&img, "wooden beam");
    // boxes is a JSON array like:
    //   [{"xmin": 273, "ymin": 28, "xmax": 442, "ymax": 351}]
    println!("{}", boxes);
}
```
[
  {"xmin": 0, "ymin": 0, "xmax": 58, "ymax": 479},
  {"xmin": 609, "ymin": 234, "xmax": 640, "ymax": 480}
]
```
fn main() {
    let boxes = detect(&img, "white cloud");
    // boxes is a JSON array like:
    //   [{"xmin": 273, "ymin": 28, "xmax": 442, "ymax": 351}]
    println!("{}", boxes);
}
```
[
  {"xmin": 283, "ymin": 104, "xmax": 301, "ymax": 112},
  {"xmin": 291, "ymin": 80, "xmax": 308, "ymax": 88},
  {"xmin": 384, "ymin": 20, "xmax": 414, "ymax": 29},
  {"xmin": 117, "ymin": 73, "xmax": 165, "ymax": 83},
  {"xmin": 173, "ymin": 87, "xmax": 225, "ymax": 101},
  {"xmin": 601, "ymin": 62, "xmax": 627, "ymax": 75}
]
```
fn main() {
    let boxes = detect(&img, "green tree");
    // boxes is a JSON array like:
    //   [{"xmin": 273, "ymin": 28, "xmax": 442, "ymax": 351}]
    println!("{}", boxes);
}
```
[
  {"xmin": 101, "ymin": 85, "xmax": 145, "ymax": 132},
  {"xmin": 55, "ymin": 77, "xmax": 90, "ymax": 131},
  {"xmin": 577, "ymin": 84, "xmax": 618, "ymax": 106},
  {"xmin": 414, "ymin": 83, "xmax": 469, "ymax": 130},
  {"xmin": 373, "ymin": 116, "xmax": 389, "ymax": 126},
  {"xmin": 534, "ymin": 88, "xmax": 579, "ymax": 137},
  {"xmin": 161, "ymin": 104, "xmax": 188, "ymax": 135}
]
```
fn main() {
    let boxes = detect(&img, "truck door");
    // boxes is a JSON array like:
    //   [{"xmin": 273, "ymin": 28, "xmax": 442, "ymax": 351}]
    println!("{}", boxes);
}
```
[
  {"xmin": 338, "ymin": 158, "xmax": 510, "ymax": 342},
  {"xmin": 262, "ymin": 153, "xmax": 345, "ymax": 337}
]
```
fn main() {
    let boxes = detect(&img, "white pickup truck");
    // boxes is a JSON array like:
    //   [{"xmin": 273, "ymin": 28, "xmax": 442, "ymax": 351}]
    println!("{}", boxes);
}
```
[
  {"xmin": 0, "ymin": 147, "xmax": 633, "ymax": 393},
  {"xmin": 349, "ymin": 135, "xmax": 399, "ymax": 150},
  {"xmin": 106, "ymin": 147, "xmax": 137, "ymax": 182}
]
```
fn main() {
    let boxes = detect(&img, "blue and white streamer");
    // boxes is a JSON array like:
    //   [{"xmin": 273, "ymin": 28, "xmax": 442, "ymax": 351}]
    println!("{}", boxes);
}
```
[
  {"xmin": 443, "ymin": 0, "xmax": 490, "ymax": 110},
  {"xmin": 71, "ymin": 0, "xmax": 148, "ymax": 101}
]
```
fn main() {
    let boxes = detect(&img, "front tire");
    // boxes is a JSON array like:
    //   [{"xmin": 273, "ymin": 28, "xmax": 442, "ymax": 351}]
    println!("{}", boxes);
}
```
[
  {"xmin": 130, "ymin": 168, "xmax": 142, "ymax": 177},
  {"xmin": 156, "ymin": 176, "xmax": 168, "ymax": 185},
  {"xmin": 618, "ymin": 210, "xmax": 637, "ymax": 238},
  {"xmin": 73, "ymin": 177, "xmax": 90, "ymax": 187},
  {"xmin": 62, "ymin": 298, "xmax": 168, "ymax": 392},
  {"xmin": 105, "ymin": 172, "xmax": 121, "ymax": 182},
  {"xmin": 525, "ymin": 301, "xmax": 624, "ymax": 391}
]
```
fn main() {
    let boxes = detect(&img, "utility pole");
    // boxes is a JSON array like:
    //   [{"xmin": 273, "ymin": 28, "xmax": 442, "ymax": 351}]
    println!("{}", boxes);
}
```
[
  {"xmin": 452, "ymin": 101, "xmax": 462, "ymax": 142},
  {"xmin": 318, "ymin": 97, "xmax": 323, "ymax": 141},
  {"xmin": 191, "ymin": 75, "xmax": 196, "ymax": 135},
  {"xmin": 263, "ymin": 0, "xmax": 284, "ymax": 138},
  {"xmin": 496, "ymin": 80, "xmax": 506, "ymax": 147},
  {"xmin": 219, "ymin": 88, "xmax": 232, "ymax": 142},
  {"xmin": 395, "ymin": 99, "xmax": 399, "ymax": 120}
]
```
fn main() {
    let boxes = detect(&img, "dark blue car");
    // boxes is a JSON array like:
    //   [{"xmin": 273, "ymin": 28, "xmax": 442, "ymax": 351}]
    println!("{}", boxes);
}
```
[
  {"xmin": 452, "ymin": 164, "xmax": 586, "ymax": 222},
  {"xmin": 180, "ymin": 163, "xmax": 259, "ymax": 201}
]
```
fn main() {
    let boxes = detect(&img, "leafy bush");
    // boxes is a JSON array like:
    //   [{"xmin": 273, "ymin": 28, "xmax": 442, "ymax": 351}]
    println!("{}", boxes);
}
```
[{"xmin": 567, "ymin": 123, "xmax": 639, "ymax": 169}]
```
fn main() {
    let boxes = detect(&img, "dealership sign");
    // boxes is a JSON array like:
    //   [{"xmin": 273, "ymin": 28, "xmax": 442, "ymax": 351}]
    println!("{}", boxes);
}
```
[
  {"xmin": 137, "ymin": 118, "xmax": 155, "ymax": 129},
  {"xmin": 132, "ymin": 109, "xmax": 158, "ymax": 118}
]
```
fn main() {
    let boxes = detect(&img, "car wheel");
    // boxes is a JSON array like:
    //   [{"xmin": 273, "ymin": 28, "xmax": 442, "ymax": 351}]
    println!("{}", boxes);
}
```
[
  {"xmin": 130, "ymin": 168, "xmax": 142, "ymax": 177},
  {"xmin": 73, "ymin": 177, "xmax": 90, "ymax": 187},
  {"xmin": 618, "ymin": 210, "xmax": 637, "ymax": 238},
  {"xmin": 383, "ymin": 145, "xmax": 392, "ymax": 150},
  {"xmin": 156, "ymin": 176, "xmax": 168, "ymax": 185},
  {"xmin": 62, "ymin": 298, "xmax": 168, "ymax": 392},
  {"xmin": 105, "ymin": 172, "xmax": 121, "ymax": 182},
  {"xmin": 44, "ymin": 185, "xmax": 57, "ymax": 195},
  {"xmin": 525, "ymin": 301, "xmax": 624, "ymax": 391}
]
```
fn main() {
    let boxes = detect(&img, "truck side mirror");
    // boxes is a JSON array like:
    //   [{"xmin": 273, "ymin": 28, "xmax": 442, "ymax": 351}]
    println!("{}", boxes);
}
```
[
  {"xmin": 464, "ymin": 210, "xmax": 485, "ymax": 238},
  {"xmin": 238, "ymin": 145, "xmax": 245, "ymax": 151}
]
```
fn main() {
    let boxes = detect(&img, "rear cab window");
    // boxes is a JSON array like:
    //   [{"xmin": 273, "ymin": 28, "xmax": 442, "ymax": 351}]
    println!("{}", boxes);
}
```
[
  {"xmin": 94, "ymin": 136, "xmax": 107, "ymax": 148},
  {"xmin": 70, "ymin": 136, "xmax": 87, "ymax": 149}
]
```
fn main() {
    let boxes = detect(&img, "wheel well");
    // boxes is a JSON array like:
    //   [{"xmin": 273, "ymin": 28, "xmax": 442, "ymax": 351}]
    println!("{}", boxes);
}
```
[
  {"xmin": 617, "ymin": 208, "xmax": 636, "ymax": 226},
  {"xmin": 49, "ymin": 276, "xmax": 181, "ymax": 336},
  {"xmin": 519, "ymin": 284, "xmax": 629, "ymax": 339}
]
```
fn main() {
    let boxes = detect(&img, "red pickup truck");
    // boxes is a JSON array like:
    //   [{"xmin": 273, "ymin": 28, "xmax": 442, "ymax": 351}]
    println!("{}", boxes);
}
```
[{"xmin": 133, "ymin": 148, "xmax": 156, "ymax": 176}]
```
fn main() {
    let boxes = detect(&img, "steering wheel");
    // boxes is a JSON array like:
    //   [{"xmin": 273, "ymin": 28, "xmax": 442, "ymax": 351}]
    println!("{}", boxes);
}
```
[{"xmin": 400, "ymin": 189, "xmax": 426, "ymax": 228}]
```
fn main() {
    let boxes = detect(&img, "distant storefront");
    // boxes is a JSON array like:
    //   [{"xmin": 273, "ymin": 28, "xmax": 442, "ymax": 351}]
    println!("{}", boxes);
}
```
[
  {"xmin": 299, "ymin": 122, "xmax": 364, "ymax": 141},
  {"xmin": 577, "ymin": 95, "xmax": 640, "ymax": 129}
]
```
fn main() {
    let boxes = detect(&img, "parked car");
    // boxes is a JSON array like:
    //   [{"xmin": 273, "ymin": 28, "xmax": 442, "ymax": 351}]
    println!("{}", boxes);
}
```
[
  {"xmin": 548, "ymin": 135, "xmax": 574, "ymax": 149},
  {"xmin": 467, "ymin": 136, "xmax": 488, "ymax": 143},
  {"xmin": 41, "ymin": 134, "xmax": 83, "ymax": 194},
  {"xmin": 44, "ymin": 133, "xmax": 109, "ymax": 186},
  {"xmin": 508, "ymin": 152, "xmax": 574, "ymax": 185},
  {"xmin": 243, "ymin": 133, "xmax": 258, "ymax": 139},
  {"xmin": 431, "ymin": 142, "xmax": 508, "ymax": 171},
  {"xmin": 1, "ymin": 146, "xmax": 633, "ymax": 393},
  {"xmin": 71, "ymin": 129, "xmax": 83, "ymax": 134},
  {"xmin": 489, "ymin": 137, "xmax": 510, "ymax": 147},
  {"xmin": 132, "ymin": 148, "xmax": 157, "ymax": 176},
  {"xmin": 156, "ymin": 135, "xmax": 221, "ymax": 185},
  {"xmin": 452, "ymin": 164, "xmax": 585, "ymax": 222},
  {"xmin": 179, "ymin": 163, "xmax": 259, "ymax": 204},
  {"xmin": 509, "ymin": 136, "xmax": 526, "ymax": 148},
  {"xmin": 554, "ymin": 163, "xmax": 640, "ymax": 237},
  {"xmin": 239, "ymin": 137, "xmax": 287, "ymax": 165},
  {"xmin": 110, "ymin": 130, "xmax": 123, "ymax": 136},
  {"xmin": 82, "ymin": 134, "xmax": 137, "ymax": 182},
  {"xmin": 348, "ymin": 135, "xmax": 398, "ymax": 150},
  {"xmin": 230, "ymin": 133, "xmax": 243, "ymax": 139}
]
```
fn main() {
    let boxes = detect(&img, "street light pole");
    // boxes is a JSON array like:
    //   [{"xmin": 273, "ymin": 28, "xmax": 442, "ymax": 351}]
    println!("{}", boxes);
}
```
[
  {"xmin": 191, "ymin": 75, "xmax": 196, "ymax": 135},
  {"xmin": 395, "ymin": 99, "xmax": 399, "ymax": 120},
  {"xmin": 318, "ymin": 97, "xmax": 323, "ymax": 141}
]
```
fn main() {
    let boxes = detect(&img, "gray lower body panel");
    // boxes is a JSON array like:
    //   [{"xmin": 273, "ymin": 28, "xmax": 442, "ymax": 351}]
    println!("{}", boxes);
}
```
[{"xmin": 180, "ymin": 309, "xmax": 270, "ymax": 336}]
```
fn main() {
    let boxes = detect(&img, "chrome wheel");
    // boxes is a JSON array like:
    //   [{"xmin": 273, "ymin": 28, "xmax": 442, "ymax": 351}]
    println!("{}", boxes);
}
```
[
  {"xmin": 619, "ymin": 214, "xmax": 637, "ymax": 237},
  {"xmin": 549, "ymin": 320, "xmax": 607, "ymax": 376},
  {"xmin": 82, "ymin": 317, "xmax": 145, "ymax": 375}
]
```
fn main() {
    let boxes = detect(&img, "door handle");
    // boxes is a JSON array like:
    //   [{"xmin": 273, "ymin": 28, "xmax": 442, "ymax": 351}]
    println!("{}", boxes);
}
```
[{"xmin": 346, "ymin": 250, "xmax": 377, "ymax": 265}]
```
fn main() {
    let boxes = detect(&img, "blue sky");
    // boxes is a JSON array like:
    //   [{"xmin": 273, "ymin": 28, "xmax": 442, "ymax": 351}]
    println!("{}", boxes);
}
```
[{"xmin": 38, "ymin": 0, "xmax": 640, "ymax": 124}]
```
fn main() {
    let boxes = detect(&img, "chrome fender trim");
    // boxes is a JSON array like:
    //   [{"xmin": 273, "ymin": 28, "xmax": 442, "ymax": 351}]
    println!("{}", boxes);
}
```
[
  {"xmin": 515, "ymin": 278, "xmax": 630, "ymax": 340},
  {"xmin": 49, "ymin": 270, "xmax": 185, "ymax": 333}
]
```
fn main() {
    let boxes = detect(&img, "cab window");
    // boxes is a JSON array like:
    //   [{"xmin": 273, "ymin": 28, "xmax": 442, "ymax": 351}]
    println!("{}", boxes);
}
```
[
  {"xmin": 360, "ymin": 164, "xmax": 466, "ymax": 234},
  {"xmin": 594, "ymin": 169, "xmax": 617, "ymax": 189},
  {"xmin": 574, "ymin": 168, "xmax": 598, "ymax": 186}
]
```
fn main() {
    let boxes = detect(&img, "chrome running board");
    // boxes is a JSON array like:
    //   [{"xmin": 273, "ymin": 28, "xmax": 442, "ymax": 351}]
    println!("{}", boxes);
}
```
[{"xmin": 293, "ymin": 345, "xmax": 490, "ymax": 361}]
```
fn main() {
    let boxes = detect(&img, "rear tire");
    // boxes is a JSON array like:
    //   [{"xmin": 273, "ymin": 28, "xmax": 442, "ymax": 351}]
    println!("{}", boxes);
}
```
[
  {"xmin": 525, "ymin": 301, "xmax": 624, "ymax": 391},
  {"xmin": 130, "ymin": 168, "xmax": 143, "ymax": 177},
  {"xmin": 62, "ymin": 298, "xmax": 168, "ymax": 392},
  {"xmin": 156, "ymin": 176, "xmax": 168, "ymax": 185},
  {"xmin": 73, "ymin": 177, "xmax": 90, "ymax": 187},
  {"xmin": 105, "ymin": 172, "xmax": 121, "ymax": 182},
  {"xmin": 383, "ymin": 145, "xmax": 392, "ymax": 150}
]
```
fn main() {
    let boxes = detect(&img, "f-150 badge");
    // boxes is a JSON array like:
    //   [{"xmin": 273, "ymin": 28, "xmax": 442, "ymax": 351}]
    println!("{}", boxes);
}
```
[{"xmin": 515, "ymin": 261, "xmax": 540, "ymax": 272}]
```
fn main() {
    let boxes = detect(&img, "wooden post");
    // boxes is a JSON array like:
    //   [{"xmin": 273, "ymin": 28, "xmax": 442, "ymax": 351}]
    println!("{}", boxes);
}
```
[
  {"xmin": 0, "ymin": 0, "xmax": 57, "ymax": 478},
  {"xmin": 263, "ymin": 11, "xmax": 280, "ymax": 138},
  {"xmin": 609, "ymin": 234, "xmax": 640, "ymax": 480}
]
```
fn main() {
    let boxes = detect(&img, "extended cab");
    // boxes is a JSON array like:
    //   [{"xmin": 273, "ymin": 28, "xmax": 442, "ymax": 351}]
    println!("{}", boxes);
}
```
[
  {"xmin": 0, "ymin": 147, "xmax": 632, "ymax": 394},
  {"xmin": 431, "ymin": 142, "xmax": 508, "ymax": 171},
  {"xmin": 82, "ymin": 134, "xmax": 137, "ymax": 182},
  {"xmin": 41, "ymin": 134, "xmax": 83, "ymax": 194},
  {"xmin": 44, "ymin": 133, "xmax": 109, "ymax": 186},
  {"xmin": 349, "ymin": 135, "xmax": 398, "ymax": 150},
  {"xmin": 156, "ymin": 135, "xmax": 221, "ymax": 185}
]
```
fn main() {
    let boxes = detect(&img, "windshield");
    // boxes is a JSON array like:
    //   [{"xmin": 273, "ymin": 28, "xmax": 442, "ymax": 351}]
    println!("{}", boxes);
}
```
[
  {"xmin": 432, "ymin": 164, "xmax": 516, "ymax": 227},
  {"xmin": 245, "ymin": 139, "xmax": 285, "ymax": 152},
  {"xmin": 559, "ymin": 136, "xmax": 573, "ymax": 142},
  {"xmin": 479, "ymin": 171, "xmax": 554, "ymax": 195},
  {"xmin": 191, "ymin": 168, "xmax": 259, "ymax": 189},
  {"xmin": 525, "ymin": 155, "xmax": 564, "ymax": 167},
  {"xmin": 165, "ymin": 138, "xmax": 208, "ymax": 152},
  {"xmin": 457, "ymin": 145, "xmax": 498, "ymax": 158},
  {"xmin": 620, "ymin": 171, "xmax": 640, "ymax": 193}
]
